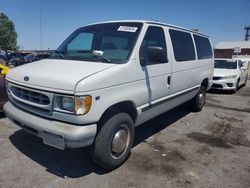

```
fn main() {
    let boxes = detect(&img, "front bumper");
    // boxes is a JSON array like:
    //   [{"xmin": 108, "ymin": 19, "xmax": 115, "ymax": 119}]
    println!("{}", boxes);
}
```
[
  {"xmin": 4, "ymin": 102, "xmax": 97, "ymax": 149},
  {"xmin": 207, "ymin": 79, "xmax": 213, "ymax": 90},
  {"xmin": 211, "ymin": 79, "xmax": 237, "ymax": 90}
]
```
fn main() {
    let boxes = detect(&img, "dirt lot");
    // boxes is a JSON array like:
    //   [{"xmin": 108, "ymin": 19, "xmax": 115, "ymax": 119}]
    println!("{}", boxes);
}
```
[{"xmin": 1, "ymin": 83, "xmax": 250, "ymax": 188}]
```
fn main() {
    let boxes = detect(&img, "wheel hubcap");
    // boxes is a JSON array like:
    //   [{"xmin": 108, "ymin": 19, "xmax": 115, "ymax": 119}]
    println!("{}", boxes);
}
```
[{"xmin": 111, "ymin": 125, "xmax": 130, "ymax": 158}]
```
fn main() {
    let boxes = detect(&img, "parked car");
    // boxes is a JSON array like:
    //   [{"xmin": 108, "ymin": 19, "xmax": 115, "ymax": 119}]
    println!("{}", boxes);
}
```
[
  {"xmin": 0, "ymin": 52, "xmax": 26, "ymax": 66},
  {"xmin": 233, "ymin": 56, "xmax": 250, "ymax": 78},
  {"xmin": 24, "ymin": 53, "xmax": 50, "ymax": 63},
  {"xmin": 9, "ymin": 53, "xmax": 49, "ymax": 67},
  {"xmin": 8, "ymin": 56, "xmax": 26, "ymax": 67},
  {"xmin": 4, "ymin": 20, "xmax": 214, "ymax": 169},
  {"xmin": 212, "ymin": 58, "xmax": 248, "ymax": 92},
  {"xmin": 8, "ymin": 53, "xmax": 49, "ymax": 67},
  {"xmin": 0, "ymin": 54, "xmax": 8, "ymax": 66},
  {"xmin": 0, "ymin": 64, "xmax": 10, "ymax": 112},
  {"xmin": 0, "ymin": 54, "xmax": 7, "ymax": 61}
]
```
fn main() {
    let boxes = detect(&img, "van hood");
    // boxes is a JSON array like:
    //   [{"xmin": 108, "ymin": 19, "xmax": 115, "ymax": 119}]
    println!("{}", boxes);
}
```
[
  {"xmin": 213, "ymin": 68, "xmax": 237, "ymax": 77},
  {"xmin": 6, "ymin": 59, "xmax": 115, "ymax": 92}
]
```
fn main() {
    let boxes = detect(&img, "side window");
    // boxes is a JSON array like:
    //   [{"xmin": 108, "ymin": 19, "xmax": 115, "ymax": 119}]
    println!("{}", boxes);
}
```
[
  {"xmin": 193, "ymin": 35, "xmax": 213, "ymax": 59},
  {"xmin": 139, "ymin": 26, "xmax": 167, "ymax": 65},
  {"xmin": 169, "ymin": 29, "xmax": 195, "ymax": 62},
  {"xmin": 67, "ymin": 33, "xmax": 94, "ymax": 51}
]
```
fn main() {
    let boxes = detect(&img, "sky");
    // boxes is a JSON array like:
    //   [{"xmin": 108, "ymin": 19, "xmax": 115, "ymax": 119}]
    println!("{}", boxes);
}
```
[{"xmin": 0, "ymin": 0, "xmax": 250, "ymax": 50}]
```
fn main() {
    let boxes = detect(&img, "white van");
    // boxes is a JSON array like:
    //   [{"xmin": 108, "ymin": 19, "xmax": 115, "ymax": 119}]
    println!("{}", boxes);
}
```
[{"xmin": 4, "ymin": 20, "xmax": 214, "ymax": 169}]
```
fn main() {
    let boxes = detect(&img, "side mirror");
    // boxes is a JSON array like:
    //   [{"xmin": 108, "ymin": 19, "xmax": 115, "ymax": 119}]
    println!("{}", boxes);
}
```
[{"xmin": 140, "ymin": 46, "xmax": 167, "ymax": 66}]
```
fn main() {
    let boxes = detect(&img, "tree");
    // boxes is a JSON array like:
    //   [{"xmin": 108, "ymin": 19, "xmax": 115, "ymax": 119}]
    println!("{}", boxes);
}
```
[{"xmin": 0, "ymin": 13, "xmax": 17, "ymax": 59}]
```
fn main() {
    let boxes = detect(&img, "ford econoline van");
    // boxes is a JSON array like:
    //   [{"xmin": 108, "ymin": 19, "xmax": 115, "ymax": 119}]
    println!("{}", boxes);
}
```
[{"xmin": 4, "ymin": 20, "xmax": 214, "ymax": 169}]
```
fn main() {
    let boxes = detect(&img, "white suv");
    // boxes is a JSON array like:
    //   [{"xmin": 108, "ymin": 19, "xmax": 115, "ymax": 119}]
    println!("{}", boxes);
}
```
[
  {"xmin": 212, "ymin": 58, "xmax": 248, "ymax": 92},
  {"xmin": 4, "ymin": 20, "xmax": 214, "ymax": 169}
]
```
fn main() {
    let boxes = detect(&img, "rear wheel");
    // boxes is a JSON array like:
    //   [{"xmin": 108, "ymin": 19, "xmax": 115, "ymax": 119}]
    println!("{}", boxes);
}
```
[
  {"xmin": 92, "ymin": 113, "xmax": 134, "ymax": 169},
  {"xmin": 190, "ymin": 86, "xmax": 206, "ymax": 112}
]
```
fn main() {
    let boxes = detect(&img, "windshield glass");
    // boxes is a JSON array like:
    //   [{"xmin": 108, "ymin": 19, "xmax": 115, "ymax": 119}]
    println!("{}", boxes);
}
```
[
  {"xmin": 214, "ymin": 60, "xmax": 237, "ymax": 69},
  {"xmin": 49, "ymin": 22, "xmax": 143, "ymax": 64}
]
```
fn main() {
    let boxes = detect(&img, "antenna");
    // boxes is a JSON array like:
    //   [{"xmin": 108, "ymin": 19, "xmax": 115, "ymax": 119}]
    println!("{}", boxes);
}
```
[
  {"xmin": 40, "ymin": 10, "xmax": 43, "ymax": 50},
  {"xmin": 244, "ymin": 25, "xmax": 250, "ymax": 41}
]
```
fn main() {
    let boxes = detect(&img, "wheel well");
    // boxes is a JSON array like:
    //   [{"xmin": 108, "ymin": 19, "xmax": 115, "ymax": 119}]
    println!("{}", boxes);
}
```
[
  {"xmin": 98, "ymin": 101, "xmax": 137, "ymax": 127},
  {"xmin": 201, "ymin": 78, "xmax": 209, "ymax": 90}
]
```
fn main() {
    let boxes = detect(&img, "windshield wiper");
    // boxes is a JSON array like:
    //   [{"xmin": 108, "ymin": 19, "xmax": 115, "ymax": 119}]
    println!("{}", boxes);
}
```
[
  {"xmin": 77, "ymin": 50, "xmax": 112, "ymax": 63},
  {"xmin": 53, "ymin": 50, "xmax": 65, "ymax": 59}
]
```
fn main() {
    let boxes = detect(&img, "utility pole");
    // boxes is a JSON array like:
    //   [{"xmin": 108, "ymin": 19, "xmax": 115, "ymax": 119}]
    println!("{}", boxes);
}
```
[
  {"xmin": 244, "ymin": 25, "xmax": 250, "ymax": 41},
  {"xmin": 40, "ymin": 10, "xmax": 43, "ymax": 50}
]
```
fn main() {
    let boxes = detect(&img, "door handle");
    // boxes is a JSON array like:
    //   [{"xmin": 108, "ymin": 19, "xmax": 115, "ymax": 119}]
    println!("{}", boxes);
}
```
[{"xmin": 167, "ymin": 76, "xmax": 171, "ymax": 87}]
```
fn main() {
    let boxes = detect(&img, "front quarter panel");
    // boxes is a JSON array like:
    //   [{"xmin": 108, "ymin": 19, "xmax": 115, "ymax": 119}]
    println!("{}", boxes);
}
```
[{"xmin": 74, "ymin": 61, "xmax": 140, "ymax": 123}]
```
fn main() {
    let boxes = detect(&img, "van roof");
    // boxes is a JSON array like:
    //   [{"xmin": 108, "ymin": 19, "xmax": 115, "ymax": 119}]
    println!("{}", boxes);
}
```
[{"xmin": 84, "ymin": 20, "xmax": 209, "ymax": 38}]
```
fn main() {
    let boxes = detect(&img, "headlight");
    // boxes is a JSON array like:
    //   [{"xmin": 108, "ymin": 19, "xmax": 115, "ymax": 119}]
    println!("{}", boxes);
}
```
[
  {"xmin": 62, "ymin": 97, "xmax": 74, "ymax": 111},
  {"xmin": 54, "ymin": 95, "xmax": 92, "ymax": 115},
  {"xmin": 223, "ymin": 75, "xmax": 237, "ymax": 79},
  {"xmin": 74, "ymin": 96, "xmax": 92, "ymax": 115}
]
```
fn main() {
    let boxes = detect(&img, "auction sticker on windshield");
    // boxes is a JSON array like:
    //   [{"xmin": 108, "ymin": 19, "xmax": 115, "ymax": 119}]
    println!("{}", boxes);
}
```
[{"xmin": 118, "ymin": 26, "xmax": 138, "ymax": 32}]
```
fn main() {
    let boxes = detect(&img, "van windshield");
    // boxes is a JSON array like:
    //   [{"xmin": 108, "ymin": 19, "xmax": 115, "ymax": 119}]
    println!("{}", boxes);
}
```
[
  {"xmin": 214, "ymin": 60, "xmax": 237, "ymax": 69},
  {"xmin": 49, "ymin": 22, "xmax": 143, "ymax": 64}
]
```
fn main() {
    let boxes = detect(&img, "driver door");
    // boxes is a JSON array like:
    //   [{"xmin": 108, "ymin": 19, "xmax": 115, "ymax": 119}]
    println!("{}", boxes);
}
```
[{"xmin": 137, "ymin": 26, "xmax": 171, "ymax": 123}]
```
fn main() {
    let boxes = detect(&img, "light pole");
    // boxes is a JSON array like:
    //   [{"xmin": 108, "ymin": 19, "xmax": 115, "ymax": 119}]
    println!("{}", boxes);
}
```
[{"xmin": 40, "ymin": 10, "xmax": 43, "ymax": 50}]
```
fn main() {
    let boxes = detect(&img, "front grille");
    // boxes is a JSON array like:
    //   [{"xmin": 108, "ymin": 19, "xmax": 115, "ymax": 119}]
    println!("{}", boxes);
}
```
[
  {"xmin": 213, "ymin": 76, "xmax": 222, "ymax": 80},
  {"xmin": 212, "ymin": 84, "xmax": 223, "ymax": 89},
  {"xmin": 11, "ymin": 86, "xmax": 50, "ymax": 105}
]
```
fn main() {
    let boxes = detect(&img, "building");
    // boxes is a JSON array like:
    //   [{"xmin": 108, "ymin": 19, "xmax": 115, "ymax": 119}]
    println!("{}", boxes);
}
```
[
  {"xmin": 214, "ymin": 41, "xmax": 250, "ymax": 58},
  {"xmin": 214, "ymin": 41, "xmax": 250, "ymax": 76}
]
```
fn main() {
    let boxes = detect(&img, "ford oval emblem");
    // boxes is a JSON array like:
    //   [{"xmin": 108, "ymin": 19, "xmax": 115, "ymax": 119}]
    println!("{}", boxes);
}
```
[{"xmin": 24, "ymin": 76, "xmax": 29, "ymax": 81}]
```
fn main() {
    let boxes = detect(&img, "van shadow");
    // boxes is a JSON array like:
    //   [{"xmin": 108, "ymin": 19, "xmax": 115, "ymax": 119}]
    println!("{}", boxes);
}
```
[{"xmin": 9, "ymin": 103, "xmax": 190, "ymax": 178}]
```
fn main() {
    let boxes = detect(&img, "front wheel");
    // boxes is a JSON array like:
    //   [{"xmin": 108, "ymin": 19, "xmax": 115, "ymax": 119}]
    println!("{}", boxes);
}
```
[
  {"xmin": 242, "ymin": 76, "xmax": 248, "ymax": 87},
  {"xmin": 234, "ymin": 79, "xmax": 240, "ymax": 93},
  {"xmin": 91, "ymin": 113, "xmax": 134, "ymax": 169},
  {"xmin": 190, "ymin": 86, "xmax": 206, "ymax": 112}
]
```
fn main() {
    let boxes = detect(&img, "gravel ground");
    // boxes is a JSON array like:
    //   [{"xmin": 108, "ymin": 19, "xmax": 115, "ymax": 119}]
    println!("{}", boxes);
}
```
[{"xmin": 0, "ymin": 82, "xmax": 250, "ymax": 188}]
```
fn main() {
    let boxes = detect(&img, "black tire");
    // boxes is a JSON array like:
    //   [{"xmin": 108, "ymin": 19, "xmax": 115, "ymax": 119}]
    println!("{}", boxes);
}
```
[
  {"xmin": 92, "ymin": 113, "xmax": 134, "ymax": 169},
  {"xmin": 190, "ymin": 86, "xmax": 206, "ymax": 112},
  {"xmin": 242, "ymin": 76, "xmax": 248, "ymax": 87},
  {"xmin": 234, "ymin": 79, "xmax": 240, "ymax": 93}
]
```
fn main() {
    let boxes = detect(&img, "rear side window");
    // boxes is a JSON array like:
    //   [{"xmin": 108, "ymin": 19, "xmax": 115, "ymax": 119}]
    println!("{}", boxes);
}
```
[
  {"xmin": 169, "ymin": 29, "xmax": 195, "ymax": 62},
  {"xmin": 193, "ymin": 35, "xmax": 212, "ymax": 59}
]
